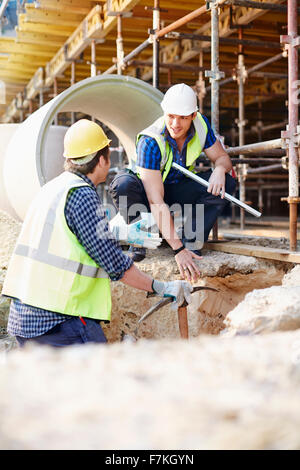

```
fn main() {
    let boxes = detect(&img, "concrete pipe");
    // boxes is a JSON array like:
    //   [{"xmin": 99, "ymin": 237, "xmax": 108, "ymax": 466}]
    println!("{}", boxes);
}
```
[
  {"xmin": 1, "ymin": 75, "xmax": 163, "ymax": 221},
  {"xmin": 0, "ymin": 124, "xmax": 69, "ymax": 221}
]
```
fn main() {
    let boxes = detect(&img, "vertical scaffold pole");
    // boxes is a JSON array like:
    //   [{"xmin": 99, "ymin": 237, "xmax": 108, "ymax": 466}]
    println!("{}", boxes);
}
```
[
  {"xmin": 281, "ymin": 0, "xmax": 299, "ymax": 251},
  {"xmin": 237, "ymin": 27, "xmax": 247, "ymax": 230},
  {"xmin": 71, "ymin": 61, "xmax": 76, "ymax": 124},
  {"xmin": 210, "ymin": 0, "xmax": 221, "ymax": 135},
  {"xmin": 206, "ymin": 1, "xmax": 224, "ymax": 240},
  {"xmin": 116, "ymin": 14, "xmax": 124, "ymax": 76},
  {"xmin": 197, "ymin": 50, "xmax": 205, "ymax": 114},
  {"xmin": 153, "ymin": 0, "xmax": 160, "ymax": 88},
  {"xmin": 91, "ymin": 40, "xmax": 97, "ymax": 77},
  {"xmin": 53, "ymin": 77, "xmax": 58, "ymax": 125}
]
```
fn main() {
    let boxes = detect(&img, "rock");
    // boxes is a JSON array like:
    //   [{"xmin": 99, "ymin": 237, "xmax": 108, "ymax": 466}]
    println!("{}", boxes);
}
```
[
  {"xmin": 282, "ymin": 265, "xmax": 300, "ymax": 287},
  {"xmin": 224, "ymin": 285, "xmax": 300, "ymax": 335},
  {"xmin": 0, "ymin": 210, "xmax": 21, "ymax": 271},
  {"xmin": 0, "ymin": 296, "xmax": 10, "ymax": 335},
  {"xmin": 138, "ymin": 247, "xmax": 274, "ymax": 278},
  {"xmin": 0, "ymin": 330, "xmax": 300, "ymax": 450},
  {"xmin": 223, "ymin": 263, "xmax": 300, "ymax": 336},
  {"xmin": 0, "ymin": 334, "xmax": 17, "ymax": 358},
  {"xmin": 1, "ymin": 208, "xmax": 299, "ymax": 450},
  {"xmin": 0, "ymin": 267, "xmax": 10, "ymax": 335}
]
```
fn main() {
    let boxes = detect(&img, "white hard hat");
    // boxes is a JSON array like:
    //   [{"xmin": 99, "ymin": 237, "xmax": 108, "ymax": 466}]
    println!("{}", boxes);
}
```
[{"xmin": 160, "ymin": 83, "xmax": 198, "ymax": 116}]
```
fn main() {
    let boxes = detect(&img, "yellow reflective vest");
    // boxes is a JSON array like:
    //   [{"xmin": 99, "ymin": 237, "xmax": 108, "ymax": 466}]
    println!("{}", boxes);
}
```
[
  {"xmin": 133, "ymin": 112, "xmax": 208, "ymax": 181},
  {"xmin": 2, "ymin": 172, "xmax": 111, "ymax": 321}
]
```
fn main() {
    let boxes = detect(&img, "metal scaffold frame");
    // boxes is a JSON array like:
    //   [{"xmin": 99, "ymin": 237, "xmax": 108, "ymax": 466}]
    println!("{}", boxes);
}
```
[{"xmin": 1, "ymin": 0, "xmax": 299, "ymax": 251}]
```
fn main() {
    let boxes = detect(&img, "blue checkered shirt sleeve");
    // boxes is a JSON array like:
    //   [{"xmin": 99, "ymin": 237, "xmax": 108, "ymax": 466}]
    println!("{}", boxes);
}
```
[
  {"xmin": 136, "ymin": 136, "xmax": 161, "ymax": 170},
  {"xmin": 65, "ymin": 185, "xmax": 133, "ymax": 282},
  {"xmin": 202, "ymin": 115, "xmax": 217, "ymax": 149}
]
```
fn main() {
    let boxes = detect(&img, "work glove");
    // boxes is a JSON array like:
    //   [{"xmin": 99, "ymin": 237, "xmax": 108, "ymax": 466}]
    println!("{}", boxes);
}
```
[
  {"xmin": 109, "ymin": 212, "xmax": 162, "ymax": 249},
  {"xmin": 152, "ymin": 279, "xmax": 193, "ymax": 310}
]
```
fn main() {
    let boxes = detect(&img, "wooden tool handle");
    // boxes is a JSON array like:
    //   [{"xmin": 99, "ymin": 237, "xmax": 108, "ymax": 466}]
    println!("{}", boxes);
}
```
[{"xmin": 177, "ymin": 306, "xmax": 189, "ymax": 339}]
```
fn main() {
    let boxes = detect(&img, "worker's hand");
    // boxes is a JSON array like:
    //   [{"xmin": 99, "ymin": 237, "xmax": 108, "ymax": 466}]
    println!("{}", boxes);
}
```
[
  {"xmin": 152, "ymin": 279, "xmax": 193, "ymax": 310},
  {"xmin": 109, "ymin": 212, "xmax": 162, "ymax": 249},
  {"xmin": 207, "ymin": 166, "xmax": 226, "ymax": 198},
  {"xmin": 175, "ymin": 248, "xmax": 202, "ymax": 282}
]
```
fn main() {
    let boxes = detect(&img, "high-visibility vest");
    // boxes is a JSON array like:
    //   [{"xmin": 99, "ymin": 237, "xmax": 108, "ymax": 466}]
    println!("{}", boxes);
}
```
[
  {"xmin": 133, "ymin": 113, "xmax": 208, "ymax": 181},
  {"xmin": 2, "ymin": 172, "xmax": 111, "ymax": 321}
]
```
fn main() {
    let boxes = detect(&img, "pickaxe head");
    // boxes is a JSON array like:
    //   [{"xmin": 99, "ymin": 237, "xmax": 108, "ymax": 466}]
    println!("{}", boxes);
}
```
[{"xmin": 138, "ymin": 285, "xmax": 218, "ymax": 325}]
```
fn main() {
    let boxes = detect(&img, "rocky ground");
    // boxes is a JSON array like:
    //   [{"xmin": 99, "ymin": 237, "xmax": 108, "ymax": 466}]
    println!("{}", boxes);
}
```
[
  {"xmin": 0, "ymin": 329, "xmax": 300, "ymax": 450},
  {"xmin": 0, "ymin": 209, "xmax": 300, "ymax": 450}
]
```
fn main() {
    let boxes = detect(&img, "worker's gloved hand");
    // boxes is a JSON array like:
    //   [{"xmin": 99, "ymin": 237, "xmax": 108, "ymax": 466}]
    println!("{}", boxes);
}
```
[
  {"xmin": 109, "ymin": 212, "xmax": 162, "ymax": 249},
  {"xmin": 152, "ymin": 279, "xmax": 193, "ymax": 310}
]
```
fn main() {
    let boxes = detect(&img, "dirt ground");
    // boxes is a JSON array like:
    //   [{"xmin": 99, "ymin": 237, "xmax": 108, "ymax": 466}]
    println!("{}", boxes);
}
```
[{"xmin": 1, "ymin": 210, "xmax": 300, "ymax": 450}]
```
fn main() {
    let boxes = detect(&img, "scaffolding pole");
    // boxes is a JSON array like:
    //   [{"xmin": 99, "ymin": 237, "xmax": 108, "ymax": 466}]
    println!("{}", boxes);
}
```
[
  {"xmin": 208, "ymin": 1, "xmax": 225, "ymax": 239},
  {"xmin": 236, "ymin": 28, "xmax": 247, "ymax": 229},
  {"xmin": 226, "ymin": 138, "xmax": 283, "ymax": 156},
  {"xmin": 90, "ymin": 40, "xmax": 97, "ymax": 78},
  {"xmin": 53, "ymin": 77, "xmax": 58, "ymax": 126},
  {"xmin": 281, "ymin": 0, "xmax": 300, "ymax": 251},
  {"xmin": 206, "ymin": 51, "xmax": 287, "ymax": 93},
  {"xmin": 116, "ymin": 14, "xmax": 124, "ymax": 76},
  {"xmin": 165, "ymin": 31, "xmax": 281, "ymax": 49},
  {"xmin": 225, "ymin": 0, "xmax": 300, "ymax": 13},
  {"xmin": 156, "ymin": 4, "xmax": 207, "ymax": 39},
  {"xmin": 152, "ymin": 1, "xmax": 160, "ymax": 88},
  {"xmin": 196, "ymin": 50, "xmax": 205, "ymax": 114},
  {"xmin": 70, "ymin": 61, "xmax": 76, "ymax": 125},
  {"xmin": 206, "ymin": 1, "xmax": 225, "ymax": 135}
]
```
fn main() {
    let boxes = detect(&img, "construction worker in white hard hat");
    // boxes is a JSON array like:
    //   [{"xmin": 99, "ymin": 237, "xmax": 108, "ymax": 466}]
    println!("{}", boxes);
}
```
[
  {"xmin": 109, "ymin": 83, "xmax": 236, "ymax": 281},
  {"xmin": 2, "ymin": 119, "xmax": 193, "ymax": 347}
]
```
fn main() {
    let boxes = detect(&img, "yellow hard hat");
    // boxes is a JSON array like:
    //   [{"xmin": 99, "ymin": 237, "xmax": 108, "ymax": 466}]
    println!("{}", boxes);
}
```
[{"xmin": 63, "ymin": 119, "xmax": 111, "ymax": 159}]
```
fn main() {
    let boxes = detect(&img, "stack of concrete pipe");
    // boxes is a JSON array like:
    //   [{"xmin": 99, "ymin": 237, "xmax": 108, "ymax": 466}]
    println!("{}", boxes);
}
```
[{"xmin": 0, "ymin": 75, "xmax": 163, "ymax": 221}]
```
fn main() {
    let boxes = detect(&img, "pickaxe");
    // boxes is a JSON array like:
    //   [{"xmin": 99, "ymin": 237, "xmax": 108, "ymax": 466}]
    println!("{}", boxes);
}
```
[{"xmin": 138, "ymin": 285, "xmax": 218, "ymax": 339}]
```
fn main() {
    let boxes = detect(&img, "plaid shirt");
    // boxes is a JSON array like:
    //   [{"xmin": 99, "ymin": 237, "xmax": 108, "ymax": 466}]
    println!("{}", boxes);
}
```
[
  {"xmin": 136, "ymin": 115, "xmax": 216, "ymax": 184},
  {"xmin": 7, "ymin": 172, "xmax": 133, "ymax": 338}
]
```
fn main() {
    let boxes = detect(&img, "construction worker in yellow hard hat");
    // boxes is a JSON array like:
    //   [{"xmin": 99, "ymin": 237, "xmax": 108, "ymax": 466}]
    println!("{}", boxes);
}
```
[
  {"xmin": 63, "ymin": 118, "xmax": 112, "ymax": 159},
  {"xmin": 109, "ymin": 83, "xmax": 237, "ymax": 280},
  {"xmin": 2, "ymin": 118, "xmax": 193, "ymax": 347}
]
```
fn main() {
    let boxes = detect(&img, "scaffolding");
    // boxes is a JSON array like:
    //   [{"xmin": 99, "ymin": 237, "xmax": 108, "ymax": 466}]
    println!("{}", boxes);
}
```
[{"xmin": 0, "ymin": 0, "xmax": 299, "ymax": 252}]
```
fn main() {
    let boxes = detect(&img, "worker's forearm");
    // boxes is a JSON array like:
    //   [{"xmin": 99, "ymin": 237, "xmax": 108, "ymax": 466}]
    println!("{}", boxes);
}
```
[
  {"xmin": 214, "ymin": 153, "xmax": 232, "ymax": 173},
  {"xmin": 121, "ymin": 264, "xmax": 153, "ymax": 292},
  {"xmin": 150, "ymin": 202, "xmax": 183, "ymax": 251}
]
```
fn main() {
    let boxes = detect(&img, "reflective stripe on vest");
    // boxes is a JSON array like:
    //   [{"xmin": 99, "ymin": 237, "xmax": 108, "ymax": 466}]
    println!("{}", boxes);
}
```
[
  {"xmin": 2, "ymin": 172, "xmax": 111, "ymax": 321},
  {"xmin": 134, "ymin": 113, "xmax": 208, "ymax": 181}
]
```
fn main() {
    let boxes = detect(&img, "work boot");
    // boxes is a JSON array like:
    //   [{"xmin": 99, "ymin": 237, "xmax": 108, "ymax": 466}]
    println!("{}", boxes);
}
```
[{"xmin": 128, "ymin": 246, "xmax": 146, "ymax": 262}]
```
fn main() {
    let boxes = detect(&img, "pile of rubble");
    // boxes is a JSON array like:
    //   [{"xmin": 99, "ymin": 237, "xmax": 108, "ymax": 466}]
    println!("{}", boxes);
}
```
[{"xmin": 1, "ymin": 208, "xmax": 300, "ymax": 450}]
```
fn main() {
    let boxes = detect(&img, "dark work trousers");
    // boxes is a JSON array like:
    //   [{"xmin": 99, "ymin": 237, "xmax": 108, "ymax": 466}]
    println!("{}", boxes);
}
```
[
  {"xmin": 109, "ymin": 169, "xmax": 237, "ymax": 245},
  {"xmin": 16, "ymin": 317, "xmax": 107, "ymax": 348}
]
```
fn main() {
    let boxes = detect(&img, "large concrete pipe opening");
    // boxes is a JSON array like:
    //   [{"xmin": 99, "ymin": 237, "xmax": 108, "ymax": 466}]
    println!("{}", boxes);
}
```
[{"xmin": 1, "ymin": 75, "xmax": 163, "ymax": 221}]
